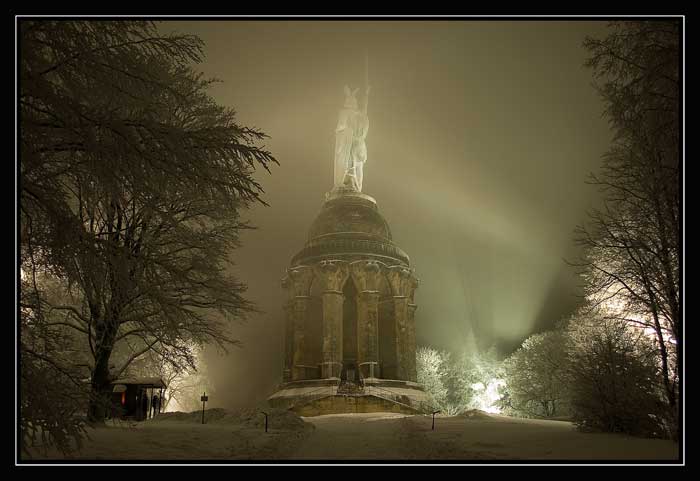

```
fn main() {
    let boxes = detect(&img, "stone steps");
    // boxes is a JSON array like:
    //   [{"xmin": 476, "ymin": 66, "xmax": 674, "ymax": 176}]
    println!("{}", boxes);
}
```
[{"xmin": 337, "ymin": 381, "xmax": 365, "ymax": 395}]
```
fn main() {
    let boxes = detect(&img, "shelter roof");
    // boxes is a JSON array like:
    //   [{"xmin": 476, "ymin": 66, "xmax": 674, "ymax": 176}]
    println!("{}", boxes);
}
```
[{"xmin": 111, "ymin": 377, "xmax": 167, "ymax": 388}]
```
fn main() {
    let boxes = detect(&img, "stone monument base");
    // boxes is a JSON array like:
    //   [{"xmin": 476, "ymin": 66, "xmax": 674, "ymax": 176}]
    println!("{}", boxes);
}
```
[{"xmin": 266, "ymin": 378, "xmax": 433, "ymax": 416}]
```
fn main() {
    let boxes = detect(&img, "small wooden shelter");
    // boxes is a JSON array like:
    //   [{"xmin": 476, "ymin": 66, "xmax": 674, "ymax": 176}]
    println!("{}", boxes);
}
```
[{"xmin": 110, "ymin": 377, "xmax": 167, "ymax": 421}]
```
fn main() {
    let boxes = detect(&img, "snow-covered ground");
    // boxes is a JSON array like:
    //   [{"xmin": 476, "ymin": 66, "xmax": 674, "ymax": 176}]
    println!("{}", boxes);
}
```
[
  {"xmin": 26, "ymin": 410, "xmax": 679, "ymax": 462},
  {"xmin": 289, "ymin": 412, "xmax": 678, "ymax": 461}
]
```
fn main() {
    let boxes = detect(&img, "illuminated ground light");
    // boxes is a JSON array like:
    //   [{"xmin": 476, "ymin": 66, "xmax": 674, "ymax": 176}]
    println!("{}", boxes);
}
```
[{"xmin": 470, "ymin": 379, "xmax": 506, "ymax": 414}]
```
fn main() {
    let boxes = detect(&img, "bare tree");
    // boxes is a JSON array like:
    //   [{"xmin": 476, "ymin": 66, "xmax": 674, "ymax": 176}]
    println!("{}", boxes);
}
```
[
  {"xmin": 19, "ymin": 20, "xmax": 277, "ymax": 425},
  {"xmin": 573, "ymin": 20, "xmax": 680, "ymax": 433},
  {"xmin": 19, "ymin": 273, "xmax": 89, "ymax": 457}
]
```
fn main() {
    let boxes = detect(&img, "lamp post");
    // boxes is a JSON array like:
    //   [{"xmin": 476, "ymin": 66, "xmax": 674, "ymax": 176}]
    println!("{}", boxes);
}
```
[
  {"xmin": 432, "ymin": 411, "xmax": 440, "ymax": 431},
  {"xmin": 200, "ymin": 392, "xmax": 208, "ymax": 424}
]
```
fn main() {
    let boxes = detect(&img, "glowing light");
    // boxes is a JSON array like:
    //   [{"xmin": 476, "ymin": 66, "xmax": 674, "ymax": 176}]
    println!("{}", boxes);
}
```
[
  {"xmin": 593, "ymin": 289, "xmax": 675, "ymax": 343},
  {"xmin": 471, "ymin": 378, "xmax": 505, "ymax": 414}
]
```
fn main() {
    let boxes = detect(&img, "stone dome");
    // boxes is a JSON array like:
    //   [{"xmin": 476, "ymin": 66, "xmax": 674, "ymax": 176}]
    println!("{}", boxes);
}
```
[
  {"xmin": 308, "ymin": 191, "xmax": 392, "ymax": 241},
  {"xmin": 290, "ymin": 190, "xmax": 410, "ymax": 267}
]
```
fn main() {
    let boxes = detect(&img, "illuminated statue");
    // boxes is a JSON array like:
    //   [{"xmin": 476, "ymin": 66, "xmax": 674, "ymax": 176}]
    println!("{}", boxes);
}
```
[
  {"xmin": 334, "ymin": 58, "xmax": 370, "ymax": 192},
  {"xmin": 334, "ymin": 85, "xmax": 370, "ymax": 191}
]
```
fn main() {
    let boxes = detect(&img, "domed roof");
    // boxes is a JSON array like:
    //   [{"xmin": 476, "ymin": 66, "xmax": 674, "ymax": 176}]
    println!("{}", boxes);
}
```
[
  {"xmin": 290, "ymin": 190, "xmax": 410, "ymax": 267},
  {"xmin": 307, "ymin": 191, "xmax": 392, "ymax": 241}
]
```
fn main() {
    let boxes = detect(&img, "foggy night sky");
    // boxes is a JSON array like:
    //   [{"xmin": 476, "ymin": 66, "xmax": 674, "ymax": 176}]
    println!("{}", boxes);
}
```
[{"xmin": 159, "ymin": 20, "xmax": 613, "ymax": 409}]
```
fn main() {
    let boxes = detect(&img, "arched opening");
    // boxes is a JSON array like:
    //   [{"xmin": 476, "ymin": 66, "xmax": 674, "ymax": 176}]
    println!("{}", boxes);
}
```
[{"xmin": 341, "ymin": 278, "xmax": 358, "ymax": 382}]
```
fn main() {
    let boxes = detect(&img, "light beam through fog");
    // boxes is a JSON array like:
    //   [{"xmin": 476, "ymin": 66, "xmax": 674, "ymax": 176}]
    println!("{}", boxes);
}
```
[{"xmin": 156, "ymin": 20, "xmax": 613, "ymax": 410}]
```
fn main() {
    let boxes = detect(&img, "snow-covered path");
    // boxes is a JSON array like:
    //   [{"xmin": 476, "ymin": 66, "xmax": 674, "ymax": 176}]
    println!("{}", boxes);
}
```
[{"xmin": 287, "ymin": 413, "xmax": 416, "ymax": 460}]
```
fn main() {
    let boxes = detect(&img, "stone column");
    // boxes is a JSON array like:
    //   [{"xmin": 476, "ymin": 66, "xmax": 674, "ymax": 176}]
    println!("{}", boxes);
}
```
[
  {"xmin": 387, "ymin": 266, "xmax": 414, "ymax": 381},
  {"xmin": 281, "ymin": 299, "xmax": 293, "ymax": 382},
  {"xmin": 350, "ymin": 260, "xmax": 383, "ymax": 380},
  {"xmin": 315, "ymin": 260, "xmax": 349, "ymax": 379},
  {"xmin": 286, "ymin": 266, "xmax": 314, "ymax": 381}
]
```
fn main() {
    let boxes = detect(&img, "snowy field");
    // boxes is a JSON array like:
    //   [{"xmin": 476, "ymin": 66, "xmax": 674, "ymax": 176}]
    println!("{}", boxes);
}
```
[{"xmin": 26, "ymin": 410, "xmax": 679, "ymax": 462}]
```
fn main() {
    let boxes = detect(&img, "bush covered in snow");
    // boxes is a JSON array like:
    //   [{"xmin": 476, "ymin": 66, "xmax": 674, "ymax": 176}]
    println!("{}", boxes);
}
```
[
  {"xmin": 565, "ymin": 315, "xmax": 670, "ymax": 438},
  {"xmin": 499, "ymin": 312, "xmax": 674, "ymax": 439},
  {"xmin": 500, "ymin": 330, "xmax": 571, "ymax": 419},
  {"xmin": 416, "ymin": 346, "xmax": 504, "ymax": 416}
]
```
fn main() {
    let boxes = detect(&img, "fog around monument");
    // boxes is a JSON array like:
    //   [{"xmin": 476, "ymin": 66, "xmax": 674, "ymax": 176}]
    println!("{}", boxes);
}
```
[{"xmin": 156, "ymin": 21, "xmax": 613, "ymax": 410}]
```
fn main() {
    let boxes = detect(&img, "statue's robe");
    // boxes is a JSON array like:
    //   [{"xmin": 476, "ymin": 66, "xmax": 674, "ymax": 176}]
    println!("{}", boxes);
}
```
[{"xmin": 334, "ymin": 108, "xmax": 369, "ymax": 191}]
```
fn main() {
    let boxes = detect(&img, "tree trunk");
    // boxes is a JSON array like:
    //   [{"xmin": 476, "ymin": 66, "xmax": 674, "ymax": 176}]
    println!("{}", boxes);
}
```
[
  {"xmin": 87, "ymin": 319, "xmax": 119, "ymax": 423},
  {"xmin": 87, "ymin": 356, "xmax": 111, "ymax": 423}
]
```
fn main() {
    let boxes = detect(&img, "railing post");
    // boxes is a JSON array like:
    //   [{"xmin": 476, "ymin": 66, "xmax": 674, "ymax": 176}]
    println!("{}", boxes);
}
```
[
  {"xmin": 261, "ymin": 411, "xmax": 269, "ymax": 433},
  {"xmin": 432, "ymin": 411, "xmax": 440, "ymax": 431}
]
